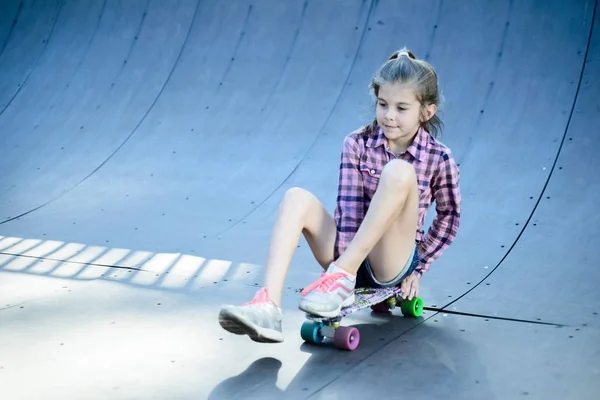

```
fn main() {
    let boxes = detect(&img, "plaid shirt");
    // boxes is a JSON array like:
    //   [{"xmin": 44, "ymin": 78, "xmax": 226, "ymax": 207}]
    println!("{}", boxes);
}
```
[{"xmin": 334, "ymin": 125, "xmax": 461, "ymax": 275}]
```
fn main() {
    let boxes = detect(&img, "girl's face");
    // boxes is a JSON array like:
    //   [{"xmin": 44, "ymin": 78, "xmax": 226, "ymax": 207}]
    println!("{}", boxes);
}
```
[{"xmin": 375, "ymin": 82, "xmax": 435, "ymax": 146}]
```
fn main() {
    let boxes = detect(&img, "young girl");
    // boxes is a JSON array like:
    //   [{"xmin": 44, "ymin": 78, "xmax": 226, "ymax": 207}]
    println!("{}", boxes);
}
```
[{"xmin": 219, "ymin": 48, "xmax": 461, "ymax": 343}]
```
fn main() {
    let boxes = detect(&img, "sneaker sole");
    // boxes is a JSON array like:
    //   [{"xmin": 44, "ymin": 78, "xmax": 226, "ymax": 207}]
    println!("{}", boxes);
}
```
[
  {"xmin": 218, "ymin": 308, "xmax": 283, "ymax": 343},
  {"xmin": 298, "ymin": 292, "xmax": 356, "ymax": 318}
]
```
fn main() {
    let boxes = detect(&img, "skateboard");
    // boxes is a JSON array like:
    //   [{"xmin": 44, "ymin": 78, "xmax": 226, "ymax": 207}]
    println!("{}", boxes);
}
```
[{"xmin": 300, "ymin": 286, "xmax": 423, "ymax": 351}]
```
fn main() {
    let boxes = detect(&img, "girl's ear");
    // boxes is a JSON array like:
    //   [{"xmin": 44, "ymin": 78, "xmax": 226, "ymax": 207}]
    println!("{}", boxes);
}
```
[{"xmin": 421, "ymin": 103, "xmax": 437, "ymax": 122}]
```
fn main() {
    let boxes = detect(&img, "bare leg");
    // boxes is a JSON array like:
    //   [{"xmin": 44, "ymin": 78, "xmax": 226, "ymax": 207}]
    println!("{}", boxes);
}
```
[
  {"xmin": 263, "ymin": 187, "xmax": 337, "ymax": 306},
  {"xmin": 334, "ymin": 159, "xmax": 419, "ymax": 280},
  {"xmin": 219, "ymin": 162, "xmax": 418, "ymax": 340},
  {"xmin": 219, "ymin": 187, "xmax": 336, "ymax": 343},
  {"xmin": 297, "ymin": 159, "xmax": 419, "ymax": 318}
]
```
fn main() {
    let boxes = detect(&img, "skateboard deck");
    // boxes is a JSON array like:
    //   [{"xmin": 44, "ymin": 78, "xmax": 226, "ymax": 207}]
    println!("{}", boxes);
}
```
[
  {"xmin": 339, "ymin": 286, "xmax": 404, "ymax": 317},
  {"xmin": 300, "ymin": 286, "xmax": 423, "ymax": 351}
]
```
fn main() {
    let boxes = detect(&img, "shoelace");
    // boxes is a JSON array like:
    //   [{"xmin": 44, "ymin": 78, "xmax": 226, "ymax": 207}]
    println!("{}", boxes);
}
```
[
  {"xmin": 243, "ymin": 287, "xmax": 269, "ymax": 306},
  {"xmin": 301, "ymin": 272, "xmax": 346, "ymax": 296}
]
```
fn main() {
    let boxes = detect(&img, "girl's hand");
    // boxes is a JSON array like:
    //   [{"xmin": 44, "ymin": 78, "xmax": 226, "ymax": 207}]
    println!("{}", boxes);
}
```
[{"xmin": 400, "ymin": 272, "xmax": 420, "ymax": 301}]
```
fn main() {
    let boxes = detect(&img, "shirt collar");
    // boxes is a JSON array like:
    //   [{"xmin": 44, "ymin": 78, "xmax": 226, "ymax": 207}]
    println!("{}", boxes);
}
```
[{"xmin": 368, "ymin": 125, "xmax": 428, "ymax": 161}]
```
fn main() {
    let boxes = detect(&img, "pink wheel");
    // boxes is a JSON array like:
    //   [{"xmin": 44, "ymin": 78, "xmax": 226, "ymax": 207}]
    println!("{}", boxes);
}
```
[
  {"xmin": 333, "ymin": 326, "xmax": 360, "ymax": 351},
  {"xmin": 371, "ymin": 301, "xmax": 390, "ymax": 313}
]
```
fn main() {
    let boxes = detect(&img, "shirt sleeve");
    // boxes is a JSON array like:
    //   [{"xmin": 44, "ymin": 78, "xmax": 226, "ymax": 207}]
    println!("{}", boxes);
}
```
[
  {"xmin": 415, "ymin": 150, "xmax": 461, "ymax": 275},
  {"xmin": 334, "ymin": 135, "xmax": 365, "ymax": 259}
]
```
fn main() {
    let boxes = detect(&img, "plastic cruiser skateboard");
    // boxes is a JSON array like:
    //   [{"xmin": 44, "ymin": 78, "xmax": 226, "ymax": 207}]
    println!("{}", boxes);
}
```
[{"xmin": 300, "ymin": 286, "xmax": 423, "ymax": 351}]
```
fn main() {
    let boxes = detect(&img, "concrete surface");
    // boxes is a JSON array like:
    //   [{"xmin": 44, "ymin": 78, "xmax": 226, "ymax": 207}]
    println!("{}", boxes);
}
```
[{"xmin": 0, "ymin": 0, "xmax": 598, "ymax": 399}]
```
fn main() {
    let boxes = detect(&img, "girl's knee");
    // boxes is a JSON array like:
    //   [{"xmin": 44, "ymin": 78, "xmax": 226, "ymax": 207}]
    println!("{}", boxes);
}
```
[
  {"xmin": 380, "ymin": 159, "xmax": 416, "ymax": 190},
  {"xmin": 281, "ymin": 187, "xmax": 315, "ymax": 210}
]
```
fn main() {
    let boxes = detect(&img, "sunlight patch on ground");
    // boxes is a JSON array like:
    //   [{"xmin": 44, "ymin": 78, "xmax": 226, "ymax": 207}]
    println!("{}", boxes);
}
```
[
  {"xmin": 27, "ymin": 239, "xmax": 66, "ymax": 256},
  {"xmin": 0, "ymin": 290, "xmax": 226, "ymax": 399},
  {"xmin": 161, "ymin": 254, "xmax": 206, "ymax": 289},
  {"xmin": 0, "ymin": 255, "xmax": 33, "ymax": 271},
  {"xmin": 0, "ymin": 236, "xmax": 23, "ymax": 251},
  {"xmin": 93, "ymin": 247, "xmax": 136, "ymax": 267},
  {"xmin": 67, "ymin": 245, "xmax": 113, "ymax": 265},
  {"xmin": 229, "ymin": 261, "xmax": 262, "ymax": 282},
  {"xmin": 2, "ymin": 237, "xmax": 45, "ymax": 255},
  {"xmin": 0, "ymin": 236, "xmax": 260, "ymax": 292},
  {"xmin": 193, "ymin": 258, "xmax": 231, "ymax": 287},
  {"xmin": 28, "ymin": 258, "xmax": 62, "ymax": 274}
]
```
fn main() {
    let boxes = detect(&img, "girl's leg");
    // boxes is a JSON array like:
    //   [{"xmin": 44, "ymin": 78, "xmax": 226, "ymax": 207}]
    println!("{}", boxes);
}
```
[
  {"xmin": 219, "ymin": 187, "xmax": 337, "ymax": 343},
  {"xmin": 335, "ymin": 159, "xmax": 419, "ymax": 280},
  {"xmin": 263, "ymin": 187, "xmax": 338, "ymax": 306},
  {"xmin": 299, "ymin": 159, "xmax": 418, "ymax": 316}
]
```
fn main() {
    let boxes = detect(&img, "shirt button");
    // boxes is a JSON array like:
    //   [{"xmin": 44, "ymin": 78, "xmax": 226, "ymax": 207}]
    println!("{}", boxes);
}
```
[{"xmin": 371, "ymin": 169, "xmax": 375, "ymax": 174}]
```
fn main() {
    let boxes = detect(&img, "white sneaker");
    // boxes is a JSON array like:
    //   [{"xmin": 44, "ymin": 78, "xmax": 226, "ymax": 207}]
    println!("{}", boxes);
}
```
[{"xmin": 298, "ymin": 269, "xmax": 356, "ymax": 318}]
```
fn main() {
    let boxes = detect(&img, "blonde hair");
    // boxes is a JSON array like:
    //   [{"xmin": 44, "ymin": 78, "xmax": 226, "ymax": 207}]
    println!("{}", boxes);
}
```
[{"xmin": 368, "ymin": 47, "xmax": 443, "ymax": 138}]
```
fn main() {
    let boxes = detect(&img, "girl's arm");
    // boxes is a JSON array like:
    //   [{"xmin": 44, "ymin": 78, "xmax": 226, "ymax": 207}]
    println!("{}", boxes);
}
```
[
  {"xmin": 333, "ymin": 135, "xmax": 365, "ymax": 259},
  {"xmin": 415, "ymin": 151, "xmax": 462, "ymax": 275}
]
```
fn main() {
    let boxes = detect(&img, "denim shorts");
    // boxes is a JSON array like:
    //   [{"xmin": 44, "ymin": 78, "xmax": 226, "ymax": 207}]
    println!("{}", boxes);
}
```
[{"xmin": 355, "ymin": 245, "xmax": 419, "ymax": 289}]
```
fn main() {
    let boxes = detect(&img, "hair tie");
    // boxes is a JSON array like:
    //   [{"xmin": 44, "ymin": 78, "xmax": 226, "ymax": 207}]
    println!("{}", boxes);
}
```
[{"xmin": 389, "ymin": 49, "xmax": 416, "ymax": 61}]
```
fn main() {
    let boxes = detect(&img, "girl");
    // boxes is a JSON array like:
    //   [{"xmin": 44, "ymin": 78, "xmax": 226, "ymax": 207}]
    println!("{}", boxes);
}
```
[{"xmin": 219, "ymin": 48, "xmax": 461, "ymax": 343}]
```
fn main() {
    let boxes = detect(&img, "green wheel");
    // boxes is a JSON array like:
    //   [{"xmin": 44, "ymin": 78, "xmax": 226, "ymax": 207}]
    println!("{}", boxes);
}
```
[
  {"xmin": 300, "ymin": 321, "xmax": 324, "ymax": 344},
  {"xmin": 400, "ymin": 296, "xmax": 423, "ymax": 317}
]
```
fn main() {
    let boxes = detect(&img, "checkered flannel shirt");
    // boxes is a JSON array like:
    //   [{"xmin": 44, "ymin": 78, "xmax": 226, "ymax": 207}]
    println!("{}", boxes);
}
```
[{"xmin": 334, "ymin": 125, "xmax": 461, "ymax": 275}]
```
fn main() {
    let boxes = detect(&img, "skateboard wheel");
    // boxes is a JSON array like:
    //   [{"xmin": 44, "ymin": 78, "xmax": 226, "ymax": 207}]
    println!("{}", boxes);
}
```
[
  {"xmin": 400, "ymin": 296, "xmax": 423, "ymax": 317},
  {"xmin": 387, "ymin": 296, "xmax": 397, "ymax": 308},
  {"xmin": 301, "ymin": 321, "xmax": 323, "ymax": 344},
  {"xmin": 333, "ymin": 326, "xmax": 360, "ymax": 351},
  {"xmin": 370, "ymin": 302, "xmax": 390, "ymax": 313}
]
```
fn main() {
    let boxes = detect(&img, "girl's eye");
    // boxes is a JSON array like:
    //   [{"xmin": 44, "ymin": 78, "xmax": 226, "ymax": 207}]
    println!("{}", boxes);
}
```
[
  {"xmin": 378, "ymin": 102, "xmax": 386, "ymax": 107},
  {"xmin": 397, "ymin": 107, "xmax": 406, "ymax": 111}
]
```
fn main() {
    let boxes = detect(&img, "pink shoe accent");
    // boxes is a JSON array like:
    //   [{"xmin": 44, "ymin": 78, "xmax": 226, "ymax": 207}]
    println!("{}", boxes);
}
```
[
  {"xmin": 244, "ymin": 287, "xmax": 270, "ymax": 306},
  {"xmin": 301, "ymin": 272, "xmax": 352, "ymax": 296}
]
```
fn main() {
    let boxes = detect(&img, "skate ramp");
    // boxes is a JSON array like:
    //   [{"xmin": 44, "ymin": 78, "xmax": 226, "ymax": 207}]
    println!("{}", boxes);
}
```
[{"xmin": 0, "ymin": 0, "xmax": 598, "ymax": 399}]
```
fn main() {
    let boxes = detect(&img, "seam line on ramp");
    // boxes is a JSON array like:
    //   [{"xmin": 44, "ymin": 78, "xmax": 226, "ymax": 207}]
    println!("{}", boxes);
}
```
[
  {"xmin": 215, "ymin": 0, "xmax": 376, "ymax": 238},
  {"xmin": 437, "ymin": 0, "xmax": 597, "ymax": 314},
  {"xmin": 423, "ymin": 307, "xmax": 568, "ymax": 327},
  {"xmin": 0, "ymin": 0, "xmax": 202, "ymax": 226},
  {"xmin": 0, "ymin": 251, "xmax": 145, "ymax": 271},
  {"xmin": 0, "ymin": 248, "xmax": 570, "ymax": 328},
  {"xmin": 0, "ymin": 0, "xmax": 62, "ymax": 117},
  {"xmin": 0, "ymin": 0, "xmax": 23, "ymax": 58}
]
